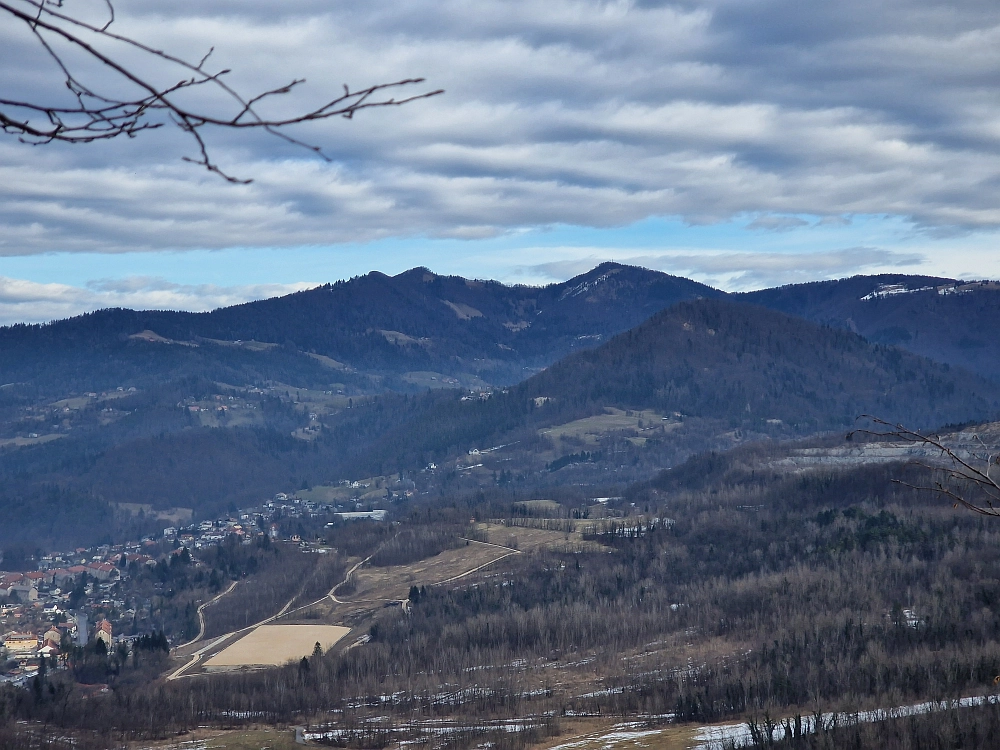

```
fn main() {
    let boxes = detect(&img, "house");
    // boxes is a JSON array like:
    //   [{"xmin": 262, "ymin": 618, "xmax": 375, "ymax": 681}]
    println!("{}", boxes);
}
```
[
  {"xmin": 7, "ymin": 585, "xmax": 38, "ymax": 602},
  {"xmin": 51, "ymin": 568, "xmax": 75, "ymax": 586},
  {"xmin": 3, "ymin": 632, "xmax": 39, "ymax": 655},
  {"xmin": 42, "ymin": 628, "xmax": 61, "ymax": 648},
  {"xmin": 94, "ymin": 620, "xmax": 112, "ymax": 648},
  {"xmin": 25, "ymin": 571, "xmax": 51, "ymax": 586},
  {"xmin": 85, "ymin": 562, "xmax": 118, "ymax": 581},
  {"xmin": 0, "ymin": 573, "xmax": 24, "ymax": 588}
]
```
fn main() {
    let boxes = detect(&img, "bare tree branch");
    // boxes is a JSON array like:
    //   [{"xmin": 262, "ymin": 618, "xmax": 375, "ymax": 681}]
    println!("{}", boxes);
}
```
[
  {"xmin": 0, "ymin": 0, "xmax": 443, "ymax": 182},
  {"xmin": 849, "ymin": 415, "xmax": 1000, "ymax": 517}
]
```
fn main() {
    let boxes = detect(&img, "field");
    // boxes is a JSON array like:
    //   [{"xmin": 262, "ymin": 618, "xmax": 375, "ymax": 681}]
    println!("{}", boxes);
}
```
[
  {"xmin": 346, "ymin": 539, "xmax": 516, "ymax": 601},
  {"xmin": 478, "ymin": 521, "xmax": 607, "ymax": 553},
  {"xmin": 295, "ymin": 478, "xmax": 391, "ymax": 504},
  {"xmin": 129, "ymin": 720, "xmax": 696, "ymax": 750},
  {"xmin": 203, "ymin": 624, "xmax": 350, "ymax": 668},
  {"xmin": 541, "ymin": 408, "xmax": 677, "ymax": 448},
  {"xmin": 402, "ymin": 370, "xmax": 491, "ymax": 390},
  {"xmin": 304, "ymin": 352, "xmax": 350, "ymax": 370},
  {"xmin": 0, "ymin": 433, "xmax": 65, "ymax": 448}
]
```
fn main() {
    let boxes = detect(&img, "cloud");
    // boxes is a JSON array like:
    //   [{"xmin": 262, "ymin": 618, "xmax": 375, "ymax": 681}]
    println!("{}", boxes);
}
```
[
  {"xmin": 746, "ymin": 215, "xmax": 811, "ymax": 232},
  {"xmin": 3, "ymin": 0, "xmax": 1000, "ymax": 255},
  {"xmin": 525, "ymin": 247, "xmax": 925, "ymax": 290},
  {"xmin": 0, "ymin": 276, "xmax": 316, "ymax": 326}
]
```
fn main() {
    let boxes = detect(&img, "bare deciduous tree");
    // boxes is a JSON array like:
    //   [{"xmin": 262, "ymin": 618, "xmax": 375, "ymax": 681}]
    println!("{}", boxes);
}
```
[
  {"xmin": 850, "ymin": 415, "xmax": 1000, "ymax": 517},
  {"xmin": 0, "ymin": 0, "xmax": 443, "ymax": 182}
]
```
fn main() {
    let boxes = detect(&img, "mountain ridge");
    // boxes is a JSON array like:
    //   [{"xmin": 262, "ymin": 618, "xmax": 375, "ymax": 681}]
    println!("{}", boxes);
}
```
[
  {"xmin": 6, "ymin": 265, "xmax": 1000, "ymax": 399},
  {"xmin": 742, "ymin": 274, "xmax": 1000, "ymax": 382},
  {"xmin": 2, "ymin": 289, "xmax": 998, "ymax": 550},
  {"xmin": 0, "ymin": 263, "xmax": 722, "ymax": 395}
]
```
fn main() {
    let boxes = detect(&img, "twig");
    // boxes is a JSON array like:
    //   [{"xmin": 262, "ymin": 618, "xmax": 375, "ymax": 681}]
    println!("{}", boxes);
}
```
[
  {"xmin": 849, "ymin": 416, "xmax": 1000, "ymax": 517},
  {"xmin": 0, "ymin": 0, "xmax": 443, "ymax": 181}
]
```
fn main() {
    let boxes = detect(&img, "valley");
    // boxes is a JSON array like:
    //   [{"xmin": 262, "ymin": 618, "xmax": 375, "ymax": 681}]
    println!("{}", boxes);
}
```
[{"xmin": 2, "ymin": 264, "xmax": 1000, "ymax": 749}]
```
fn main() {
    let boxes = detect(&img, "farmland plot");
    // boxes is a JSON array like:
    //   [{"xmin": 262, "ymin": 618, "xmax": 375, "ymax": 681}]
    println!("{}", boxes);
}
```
[{"xmin": 204, "ymin": 624, "xmax": 350, "ymax": 668}]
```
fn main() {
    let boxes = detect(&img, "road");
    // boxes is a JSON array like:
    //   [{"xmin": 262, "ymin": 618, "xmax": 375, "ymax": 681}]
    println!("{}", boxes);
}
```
[
  {"xmin": 328, "ymin": 552, "xmax": 376, "ymax": 604},
  {"xmin": 173, "ymin": 580, "xmax": 238, "ymax": 652},
  {"xmin": 166, "ymin": 553, "xmax": 373, "ymax": 681},
  {"xmin": 430, "ymin": 538, "xmax": 521, "ymax": 586},
  {"xmin": 166, "ymin": 537, "xmax": 518, "ymax": 680}
]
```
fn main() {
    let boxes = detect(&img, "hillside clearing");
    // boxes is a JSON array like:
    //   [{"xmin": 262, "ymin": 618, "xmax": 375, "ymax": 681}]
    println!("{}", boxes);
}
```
[{"xmin": 541, "ymin": 408, "xmax": 676, "ymax": 448}]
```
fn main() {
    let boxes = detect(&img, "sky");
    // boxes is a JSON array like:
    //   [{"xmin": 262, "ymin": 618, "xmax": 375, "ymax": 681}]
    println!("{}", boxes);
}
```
[{"xmin": 2, "ymin": 0, "xmax": 1000, "ymax": 324}]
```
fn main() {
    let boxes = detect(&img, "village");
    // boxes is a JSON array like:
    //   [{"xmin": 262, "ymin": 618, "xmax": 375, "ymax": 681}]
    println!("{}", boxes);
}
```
[{"xmin": 0, "ymin": 485, "xmax": 392, "ymax": 688}]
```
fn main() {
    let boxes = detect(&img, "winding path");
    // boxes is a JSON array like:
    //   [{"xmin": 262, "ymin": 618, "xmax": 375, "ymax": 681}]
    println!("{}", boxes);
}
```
[
  {"xmin": 430, "ymin": 538, "xmax": 521, "ymax": 586},
  {"xmin": 166, "ymin": 536, "xmax": 518, "ymax": 681},
  {"xmin": 327, "ymin": 552, "xmax": 376, "ymax": 604},
  {"xmin": 173, "ymin": 580, "xmax": 238, "ymax": 652},
  {"xmin": 166, "ymin": 553, "xmax": 373, "ymax": 681}
]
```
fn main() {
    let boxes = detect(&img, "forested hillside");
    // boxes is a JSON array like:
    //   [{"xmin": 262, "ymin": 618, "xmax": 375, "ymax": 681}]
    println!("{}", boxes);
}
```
[
  {"xmin": 4, "ymin": 266, "xmax": 1000, "ymax": 402},
  {"xmin": 525, "ymin": 298, "xmax": 996, "ymax": 429},
  {"xmin": 4, "ymin": 271, "xmax": 1000, "ymax": 551},
  {"xmin": 4, "ymin": 297, "xmax": 996, "ymax": 550},
  {"xmin": 350, "ymin": 298, "xmax": 1000, "ymax": 472},
  {"xmin": 0, "ymin": 263, "xmax": 720, "ymax": 395},
  {"xmin": 12, "ymin": 439, "xmax": 1000, "ymax": 749}
]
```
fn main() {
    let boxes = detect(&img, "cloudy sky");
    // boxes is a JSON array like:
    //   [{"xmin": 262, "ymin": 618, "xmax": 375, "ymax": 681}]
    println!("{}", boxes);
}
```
[{"xmin": 2, "ymin": 0, "xmax": 1000, "ymax": 323}]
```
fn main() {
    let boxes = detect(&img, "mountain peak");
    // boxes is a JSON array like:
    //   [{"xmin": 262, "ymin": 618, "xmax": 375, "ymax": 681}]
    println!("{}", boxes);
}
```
[{"xmin": 394, "ymin": 266, "xmax": 438, "ymax": 283}]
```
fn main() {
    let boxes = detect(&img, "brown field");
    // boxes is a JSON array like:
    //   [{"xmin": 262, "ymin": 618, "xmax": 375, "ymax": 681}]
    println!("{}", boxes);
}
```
[
  {"xmin": 203, "ymin": 625, "xmax": 350, "ymax": 668},
  {"xmin": 129, "ymin": 720, "xmax": 704, "ymax": 750},
  {"xmin": 130, "ymin": 721, "xmax": 701, "ymax": 750},
  {"xmin": 50, "ymin": 395, "xmax": 95, "ymax": 409},
  {"xmin": 128, "ymin": 330, "xmax": 197, "ymax": 347},
  {"xmin": 295, "ymin": 476, "xmax": 391, "ymax": 504},
  {"xmin": 477, "ymin": 522, "xmax": 607, "ymax": 553},
  {"xmin": 402, "ymin": 370, "xmax": 492, "ymax": 390},
  {"xmin": 305, "ymin": 352, "xmax": 349, "ymax": 370},
  {"xmin": 201, "ymin": 338, "xmax": 279, "ymax": 351},
  {"xmin": 177, "ymin": 538, "xmax": 523, "ymax": 677},
  {"xmin": 347, "ymin": 541, "xmax": 516, "ymax": 602}
]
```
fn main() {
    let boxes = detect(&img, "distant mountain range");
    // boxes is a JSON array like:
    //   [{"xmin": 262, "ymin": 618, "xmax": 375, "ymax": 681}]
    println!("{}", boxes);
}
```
[
  {"xmin": 0, "ymin": 264, "xmax": 721, "ymax": 396},
  {"xmin": 3, "ymin": 266, "xmax": 1000, "ymax": 550},
  {"xmin": 2, "ymin": 265, "xmax": 998, "ymax": 399}
]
